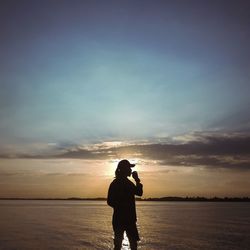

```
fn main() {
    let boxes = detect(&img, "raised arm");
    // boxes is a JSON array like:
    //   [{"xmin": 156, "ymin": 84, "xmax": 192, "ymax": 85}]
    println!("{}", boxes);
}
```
[{"xmin": 132, "ymin": 171, "xmax": 143, "ymax": 196}]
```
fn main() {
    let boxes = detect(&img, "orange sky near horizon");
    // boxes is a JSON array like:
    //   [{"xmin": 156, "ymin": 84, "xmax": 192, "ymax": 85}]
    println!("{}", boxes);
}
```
[{"xmin": 1, "ymin": 158, "xmax": 250, "ymax": 199}]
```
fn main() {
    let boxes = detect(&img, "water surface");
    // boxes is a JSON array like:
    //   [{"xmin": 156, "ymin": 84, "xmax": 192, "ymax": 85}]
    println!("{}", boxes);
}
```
[{"xmin": 0, "ymin": 200, "xmax": 249, "ymax": 249}]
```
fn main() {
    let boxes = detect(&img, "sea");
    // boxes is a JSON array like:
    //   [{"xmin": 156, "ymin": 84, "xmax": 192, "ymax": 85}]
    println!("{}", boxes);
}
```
[{"xmin": 0, "ymin": 200, "xmax": 250, "ymax": 250}]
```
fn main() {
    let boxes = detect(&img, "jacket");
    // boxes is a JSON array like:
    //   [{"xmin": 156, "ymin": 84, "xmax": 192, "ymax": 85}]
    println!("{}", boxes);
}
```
[{"xmin": 107, "ymin": 177, "xmax": 143, "ymax": 225}]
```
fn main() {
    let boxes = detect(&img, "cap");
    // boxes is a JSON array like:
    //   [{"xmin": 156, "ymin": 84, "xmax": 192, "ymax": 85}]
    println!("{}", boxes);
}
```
[{"xmin": 117, "ymin": 159, "xmax": 135, "ymax": 169}]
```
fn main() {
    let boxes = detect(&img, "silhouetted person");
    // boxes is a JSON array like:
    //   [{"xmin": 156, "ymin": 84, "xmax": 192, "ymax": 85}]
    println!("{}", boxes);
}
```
[{"xmin": 107, "ymin": 159, "xmax": 143, "ymax": 250}]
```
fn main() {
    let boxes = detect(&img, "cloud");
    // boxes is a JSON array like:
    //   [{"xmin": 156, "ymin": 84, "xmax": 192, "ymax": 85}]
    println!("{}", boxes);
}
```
[
  {"xmin": 0, "ymin": 171, "xmax": 93, "ymax": 179},
  {"xmin": 1, "ymin": 131, "xmax": 250, "ymax": 170},
  {"xmin": 55, "ymin": 148, "xmax": 98, "ymax": 159}
]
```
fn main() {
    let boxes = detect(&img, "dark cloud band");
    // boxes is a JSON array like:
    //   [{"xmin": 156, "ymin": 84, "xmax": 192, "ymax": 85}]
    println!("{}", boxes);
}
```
[{"xmin": 1, "ymin": 133, "xmax": 250, "ymax": 170}]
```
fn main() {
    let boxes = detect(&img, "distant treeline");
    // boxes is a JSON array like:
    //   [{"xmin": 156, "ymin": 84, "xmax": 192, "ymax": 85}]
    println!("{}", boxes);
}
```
[
  {"xmin": 1, "ymin": 196, "xmax": 250, "ymax": 202},
  {"xmin": 136, "ymin": 196, "xmax": 250, "ymax": 202}
]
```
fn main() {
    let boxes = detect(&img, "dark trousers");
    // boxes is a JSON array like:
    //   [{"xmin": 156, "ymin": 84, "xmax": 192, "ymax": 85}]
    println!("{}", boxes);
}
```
[{"xmin": 113, "ymin": 222, "xmax": 139, "ymax": 250}]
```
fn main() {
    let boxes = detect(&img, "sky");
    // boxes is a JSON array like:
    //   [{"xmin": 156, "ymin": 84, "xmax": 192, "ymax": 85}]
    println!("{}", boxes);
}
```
[{"xmin": 0, "ymin": 0, "xmax": 250, "ymax": 198}]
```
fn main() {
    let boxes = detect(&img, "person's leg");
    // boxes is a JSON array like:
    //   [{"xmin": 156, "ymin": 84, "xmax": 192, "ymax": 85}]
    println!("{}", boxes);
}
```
[
  {"xmin": 113, "ymin": 224, "xmax": 124, "ymax": 250},
  {"xmin": 127, "ymin": 237, "xmax": 137, "ymax": 250},
  {"xmin": 126, "ymin": 224, "xmax": 139, "ymax": 250}
]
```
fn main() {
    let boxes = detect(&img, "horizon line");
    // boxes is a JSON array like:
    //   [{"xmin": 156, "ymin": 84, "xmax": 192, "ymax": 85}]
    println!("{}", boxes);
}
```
[{"xmin": 1, "ymin": 196, "xmax": 250, "ymax": 201}]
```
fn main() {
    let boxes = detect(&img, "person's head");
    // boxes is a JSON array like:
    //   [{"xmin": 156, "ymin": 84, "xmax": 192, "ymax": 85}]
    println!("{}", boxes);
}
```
[{"xmin": 115, "ymin": 159, "xmax": 135, "ymax": 178}]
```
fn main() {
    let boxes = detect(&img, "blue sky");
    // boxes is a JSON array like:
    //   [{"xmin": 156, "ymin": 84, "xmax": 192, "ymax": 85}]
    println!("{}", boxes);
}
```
[{"xmin": 0, "ymin": 0, "xmax": 250, "ymax": 197}]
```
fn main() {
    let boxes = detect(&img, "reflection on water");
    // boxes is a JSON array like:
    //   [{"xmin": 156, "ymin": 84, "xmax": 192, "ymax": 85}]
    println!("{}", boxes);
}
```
[
  {"xmin": 121, "ymin": 232, "xmax": 130, "ymax": 250},
  {"xmin": 0, "ymin": 200, "xmax": 250, "ymax": 249}
]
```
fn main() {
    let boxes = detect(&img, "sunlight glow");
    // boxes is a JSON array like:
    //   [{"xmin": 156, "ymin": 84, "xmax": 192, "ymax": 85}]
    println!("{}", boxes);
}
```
[{"xmin": 104, "ymin": 158, "xmax": 141, "ymax": 177}]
